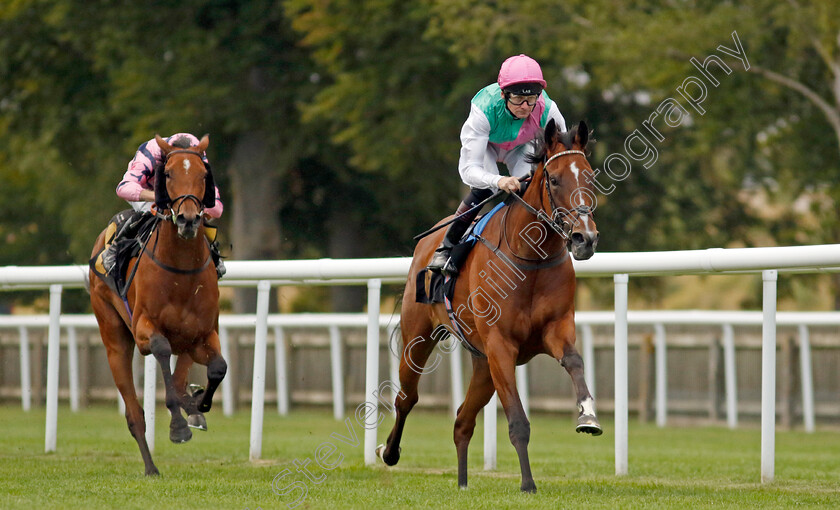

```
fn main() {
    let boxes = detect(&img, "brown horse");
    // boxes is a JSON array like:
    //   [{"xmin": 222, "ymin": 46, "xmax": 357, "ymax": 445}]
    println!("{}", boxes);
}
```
[
  {"xmin": 89, "ymin": 135, "xmax": 226, "ymax": 476},
  {"xmin": 379, "ymin": 119, "xmax": 601, "ymax": 492}
]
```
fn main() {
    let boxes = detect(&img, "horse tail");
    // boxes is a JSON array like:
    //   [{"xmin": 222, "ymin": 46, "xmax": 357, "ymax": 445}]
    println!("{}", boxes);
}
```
[{"xmin": 386, "ymin": 293, "xmax": 404, "ymax": 360}]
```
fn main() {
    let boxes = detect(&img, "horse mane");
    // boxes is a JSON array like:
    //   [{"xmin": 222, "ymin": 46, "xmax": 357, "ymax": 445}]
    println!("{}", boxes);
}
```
[{"xmin": 525, "ymin": 122, "xmax": 593, "ymax": 166}]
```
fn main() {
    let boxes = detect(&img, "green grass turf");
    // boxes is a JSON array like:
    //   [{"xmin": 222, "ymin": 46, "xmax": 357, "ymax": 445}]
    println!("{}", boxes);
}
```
[{"xmin": 0, "ymin": 405, "xmax": 838, "ymax": 509}]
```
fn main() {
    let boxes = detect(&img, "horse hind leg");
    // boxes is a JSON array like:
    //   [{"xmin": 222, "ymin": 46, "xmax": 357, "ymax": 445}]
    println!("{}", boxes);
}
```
[
  {"xmin": 453, "ymin": 356, "xmax": 495, "ymax": 490},
  {"xmin": 378, "ymin": 319, "xmax": 442, "ymax": 467},
  {"xmin": 149, "ymin": 333, "xmax": 192, "ymax": 443},
  {"xmin": 104, "ymin": 330, "xmax": 159, "ymax": 475},
  {"xmin": 484, "ymin": 340, "xmax": 537, "ymax": 493},
  {"xmin": 172, "ymin": 355, "xmax": 207, "ymax": 431},
  {"xmin": 94, "ymin": 288, "xmax": 159, "ymax": 475}
]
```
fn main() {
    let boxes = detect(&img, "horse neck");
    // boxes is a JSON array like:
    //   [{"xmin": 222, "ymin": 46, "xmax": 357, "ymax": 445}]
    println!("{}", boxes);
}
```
[{"xmin": 503, "ymin": 167, "xmax": 567, "ymax": 259}]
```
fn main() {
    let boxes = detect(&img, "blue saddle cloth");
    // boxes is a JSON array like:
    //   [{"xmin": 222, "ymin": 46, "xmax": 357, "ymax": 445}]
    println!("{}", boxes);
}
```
[{"xmin": 464, "ymin": 202, "xmax": 506, "ymax": 244}]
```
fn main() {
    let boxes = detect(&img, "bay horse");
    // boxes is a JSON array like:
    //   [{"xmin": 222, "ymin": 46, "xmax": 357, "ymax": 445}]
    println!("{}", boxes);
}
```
[
  {"xmin": 379, "ymin": 119, "xmax": 601, "ymax": 492},
  {"xmin": 89, "ymin": 134, "xmax": 227, "ymax": 476}
]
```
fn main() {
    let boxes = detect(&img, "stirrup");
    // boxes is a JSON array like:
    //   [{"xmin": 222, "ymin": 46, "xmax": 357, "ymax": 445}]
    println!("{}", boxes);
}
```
[
  {"xmin": 427, "ymin": 249, "xmax": 450, "ymax": 272},
  {"xmin": 428, "ymin": 251, "xmax": 457, "ymax": 276}
]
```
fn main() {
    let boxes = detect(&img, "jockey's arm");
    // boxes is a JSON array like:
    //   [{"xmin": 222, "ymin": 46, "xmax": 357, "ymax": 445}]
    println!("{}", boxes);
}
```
[{"xmin": 458, "ymin": 105, "xmax": 506, "ymax": 190}]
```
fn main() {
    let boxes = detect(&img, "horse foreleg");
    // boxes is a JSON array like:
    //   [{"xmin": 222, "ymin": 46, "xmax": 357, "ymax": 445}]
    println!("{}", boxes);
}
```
[
  {"xmin": 453, "ymin": 356, "xmax": 495, "ymax": 490},
  {"xmin": 546, "ymin": 318, "xmax": 602, "ymax": 436},
  {"xmin": 189, "ymin": 331, "xmax": 227, "ymax": 414},
  {"xmin": 562, "ymin": 347, "xmax": 602, "ymax": 436},
  {"xmin": 104, "ymin": 336, "xmax": 159, "ymax": 475},
  {"xmin": 485, "ymin": 337, "xmax": 536, "ymax": 493},
  {"xmin": 149, "ymin": 333, "xmax": 192, "ymax": 444},
  {"xmin": 379, "ymin": 321, "xmax": 439, "ymax": 467}
]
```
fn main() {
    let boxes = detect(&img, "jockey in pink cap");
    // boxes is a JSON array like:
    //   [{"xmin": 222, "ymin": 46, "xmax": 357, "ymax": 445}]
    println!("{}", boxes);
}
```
[
  {"xmin": 99, "ymin": 133, "xmax": 226, "ymax": 279},
  {"xmin": 428, "ymin": 54, "xmax": 567, "ymax": 274}
]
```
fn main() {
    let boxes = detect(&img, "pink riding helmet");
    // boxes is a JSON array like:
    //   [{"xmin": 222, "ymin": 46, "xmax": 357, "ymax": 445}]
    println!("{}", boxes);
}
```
[{"xmin": 497, "ymin": 54, "xmax": 547, "ymax": 90}]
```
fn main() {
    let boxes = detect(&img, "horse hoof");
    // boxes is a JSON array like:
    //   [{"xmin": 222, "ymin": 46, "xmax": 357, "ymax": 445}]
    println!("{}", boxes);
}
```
[
  {"xmin": 576, "ymin": 415, "xmax": 603, "ymax": 436},
  {"xmin": 170, "ymin": 426, "xmax": 192, "ymax": 443},
  {"xmin": 520, "ymin": 482, "xmax": 537, "ymax": 493},
  {"xmin": 376, "ymin": 444, "xmax": 401, "ymax": 466},
  {"xmin": 187, "ymin": 413, "xmax": 208, "ymax": 431}
]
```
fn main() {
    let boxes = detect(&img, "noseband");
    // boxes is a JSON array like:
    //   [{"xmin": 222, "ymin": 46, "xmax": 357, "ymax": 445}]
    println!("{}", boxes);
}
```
[{"xmin": 158, "ymin": 149, "xmax": 206, "ymax": 223}]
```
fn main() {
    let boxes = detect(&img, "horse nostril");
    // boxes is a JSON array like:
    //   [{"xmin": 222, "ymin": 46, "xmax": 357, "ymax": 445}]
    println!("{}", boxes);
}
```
[{"xmin": 571, "ymin": 232, "xmax": 584, "ymax": 245}]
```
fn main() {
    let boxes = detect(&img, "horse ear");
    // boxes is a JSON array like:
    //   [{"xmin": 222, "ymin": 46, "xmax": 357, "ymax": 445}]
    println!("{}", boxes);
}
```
[
  {"xmin": 197, "ymin": 134, "xmax": 209, "ymax": 153},
  {"xmin": 155, "ymin": 134, "xmax": 173, "ymax": 156},
  {"xmin": 203, "ymin": 163, "xmax": 216, "ymax": 209},
  {"xmin": 545, "ymin": 118, "xmax": 559, "ymax": 146},
  {"xmin": 154, "ymin": 162, "xmax": 170, "ymax": 210},
  {"xmin": 574, "ymin": 120, "xmax": 589, "ymax": 149}
]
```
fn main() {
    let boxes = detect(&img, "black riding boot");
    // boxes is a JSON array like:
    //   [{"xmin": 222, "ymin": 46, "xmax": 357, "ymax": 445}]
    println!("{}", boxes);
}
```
[
  {"xmin": 101, "ymin": 210, "xmax": 149, "ymax": 275},
  {"xmin": 202, "ymin": 222, "xmax": 226, "ymax": 279},
  {"xmin": 427, "ymin": 195, "xmax": 488, "ymax": 274},
  {"xmin": 209, "ymin": 240, "xmax": 226, "ymax": 279}
]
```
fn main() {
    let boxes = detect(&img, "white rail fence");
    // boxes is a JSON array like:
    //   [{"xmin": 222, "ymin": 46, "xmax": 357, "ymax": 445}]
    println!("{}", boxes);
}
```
[
  {"xmin": 2, "ymin": 309, "xmax": 832, "ymax": 427},
  {"xmin": 4, "ymin": 244, "xmax": 840, "ymax": 483}
]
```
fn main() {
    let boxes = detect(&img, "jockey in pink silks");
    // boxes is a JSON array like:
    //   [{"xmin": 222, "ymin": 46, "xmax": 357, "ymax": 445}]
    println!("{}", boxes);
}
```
[
  {"xmin": 427, "ymin": 55, "xmax": 567, "ymax": 274},
  {"xmin": 103, "ymin": 133, "xmax": 226, "ymax": 278}
]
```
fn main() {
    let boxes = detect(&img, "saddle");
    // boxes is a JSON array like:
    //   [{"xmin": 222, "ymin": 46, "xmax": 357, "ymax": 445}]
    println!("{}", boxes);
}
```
[
  {"xmin": 415, "ymin": 201, "xmax": 507, "ymax": 306},
  {"xmin": 89, "ymin": 210, "xmax": 157, "ymax": 298}
]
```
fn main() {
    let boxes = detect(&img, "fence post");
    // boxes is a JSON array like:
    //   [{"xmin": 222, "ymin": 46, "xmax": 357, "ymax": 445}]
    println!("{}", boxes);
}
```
[
  {"xmin": 249, "ymin": 280, "xmax": 271, "ymax": 461},
  {"xmin": 516, "ymin": 365, "xmax": 529, "ymax": 418},
  {"xmin": 722, "ymin": 324, "xmax": 738, "ymax": 429},
  {"xmin": 274, "ymin": 326, "xmax": 289, "ymax": 416},
  {"xmin": 484, "ymin": 393, "xmax": 497, "ymax": 471},
  {"xmin": 329, "ymin": 325, "xmax": 345, "ymax": 420},
  {"xmin": 67, "ymin": 326, "xmax": 79, "ymax": 413},
  {"xmin": 654, "ymin": 323, "xmax": 667, "ymax": 427},
  {"xmin": 582, "ymin": 324, "xmax": 596, "ymax": 398},
  {"xmin": 144, "ymin": 354, "xmax": 157, "ymax": 453},
  {"xmin": 449, "ymin": 335, "xmax": 464, "ymax": 418},
  {"xmin": 798, "ymin": 324, "xmax": 815, "ymax": 433},
  {"xmin": 760, "ymin": 269, "xmax": 777, "ymax": 483},
  {"xmin": 45, "ymin": 284, "xmax": 62, "ymax": 453},
  {"xmin": 614, "ymin": 274, "xmax": 629, "ymax": 476},
  {"xmin": 219, "ymin": 327, "xmax": 234, "ymax": 417},
  {"xmin": 363, "ymin": 279, "xmax": 382, "ymax": 466},
  {"xmin": 19, "ymin": 326, "xmax": 31, "ymax": 411}
]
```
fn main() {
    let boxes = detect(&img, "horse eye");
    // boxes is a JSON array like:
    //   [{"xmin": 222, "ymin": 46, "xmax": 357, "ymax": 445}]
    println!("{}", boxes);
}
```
[{"xmin": 549, "ymin": 176, "xmax": 559, "ymax": 187}]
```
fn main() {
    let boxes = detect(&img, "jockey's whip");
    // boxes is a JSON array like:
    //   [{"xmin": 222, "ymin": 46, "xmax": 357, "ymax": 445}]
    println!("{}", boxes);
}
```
[{"xmin": 412, "ymin": 175, "xmax": 531, "ymax": 241}]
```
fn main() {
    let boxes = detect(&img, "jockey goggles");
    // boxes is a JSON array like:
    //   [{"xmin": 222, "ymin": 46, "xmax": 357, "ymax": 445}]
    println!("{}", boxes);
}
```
[{"xmin": 505, "ymin": 92, "xmax": 539, "ymax": 106}]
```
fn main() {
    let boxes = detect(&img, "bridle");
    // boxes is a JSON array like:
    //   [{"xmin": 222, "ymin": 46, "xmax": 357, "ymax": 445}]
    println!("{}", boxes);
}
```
[
  {"xmin": 156, "ymin": 149, "xmax": 206, "ymax": 223},
  {"xmin": 508, "ymin": 149, "xmax": 593, "ymax": 240}
]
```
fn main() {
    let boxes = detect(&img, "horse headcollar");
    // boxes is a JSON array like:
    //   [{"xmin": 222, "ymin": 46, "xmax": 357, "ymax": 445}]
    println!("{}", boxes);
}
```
[{"xmin": 154, "ymin": 149, "xmax": 216, "ymax": 211}]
